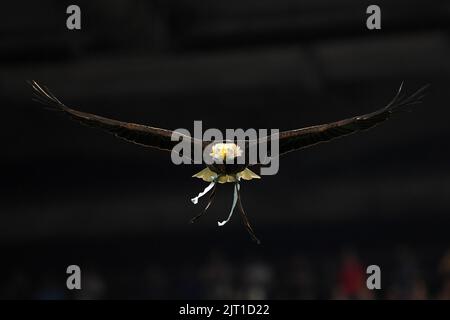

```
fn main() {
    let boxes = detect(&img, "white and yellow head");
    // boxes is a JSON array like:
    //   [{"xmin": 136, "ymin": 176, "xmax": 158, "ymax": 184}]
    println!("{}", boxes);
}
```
[{"xmin": 209, "ymin": 142, "xmax": 243, "ymax": 162}]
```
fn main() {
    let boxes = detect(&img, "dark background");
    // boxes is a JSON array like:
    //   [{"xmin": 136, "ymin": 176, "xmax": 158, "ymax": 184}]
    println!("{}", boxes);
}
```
[{"xmin": 1, "ymin": 0, "xmax": 449, "ymax": 299}]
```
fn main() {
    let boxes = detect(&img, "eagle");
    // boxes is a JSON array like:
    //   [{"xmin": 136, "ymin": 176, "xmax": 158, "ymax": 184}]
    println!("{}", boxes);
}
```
[{"xmin": 29, "ymin": 81, "xmax": 428, "ymax": 244}]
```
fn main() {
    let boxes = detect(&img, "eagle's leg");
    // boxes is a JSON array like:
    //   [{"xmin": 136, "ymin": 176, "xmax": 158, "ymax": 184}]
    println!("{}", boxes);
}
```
[
  {"xmin": 190, "ymin": 184, "xmax": 216, "ymax": 223},
  {"xmin": 236, "ymin": 183, "xmax": 261, "ymax": 245}
]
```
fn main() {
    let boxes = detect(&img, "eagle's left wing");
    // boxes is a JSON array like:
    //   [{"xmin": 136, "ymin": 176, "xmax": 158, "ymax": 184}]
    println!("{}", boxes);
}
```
[{"xmin": 256, "ymin": 83, "xmax": 428, "ymax": 157}]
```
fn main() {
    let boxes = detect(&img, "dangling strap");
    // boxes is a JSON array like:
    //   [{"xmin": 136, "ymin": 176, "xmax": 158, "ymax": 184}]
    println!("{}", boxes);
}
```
[
  {"xmin": 190, "ymin": 185, "xmax": 216, "ymax": 223},
  {"xmin": 191, "ymin": 181, "xmax": 216, "ymax": 204},
  {"xmin": 218, "ymin": 181, "xmax": 240, "ymax": 227},
  {"xmin": 236, "ymin": 184, "xmax": 261, "ymax": 244}
]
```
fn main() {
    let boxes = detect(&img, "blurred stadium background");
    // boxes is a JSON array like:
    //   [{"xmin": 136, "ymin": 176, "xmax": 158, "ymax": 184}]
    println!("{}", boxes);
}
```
[{"xmin": 1, "ymin": 0, "xmax": 450, "ymax": 299}]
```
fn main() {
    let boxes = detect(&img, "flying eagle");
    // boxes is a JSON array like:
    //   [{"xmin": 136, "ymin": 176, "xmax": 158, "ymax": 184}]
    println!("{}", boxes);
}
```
[{"xmin": 29, "ymin": 80, "xmax": 428, "ymax": 244}]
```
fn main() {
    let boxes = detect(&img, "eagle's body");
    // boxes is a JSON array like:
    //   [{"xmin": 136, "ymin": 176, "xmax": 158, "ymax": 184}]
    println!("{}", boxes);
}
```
[
  {"xmin": 196, "ymin": 141, "xmax": 259, "ymax": 183},
  {"xmin": 29, "ymin": 80, "xmax": 428, "ymax": 244}
]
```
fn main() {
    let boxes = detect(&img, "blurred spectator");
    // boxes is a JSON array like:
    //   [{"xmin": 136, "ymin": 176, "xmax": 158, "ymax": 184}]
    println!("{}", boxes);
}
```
[
  {"xmin": 283, "ymin": 254, "xmax": 317, "ymax": 299},
  {"xmin": 3, "ymin": 246, "xmax": 450, "ymax": 299},
  {"xmin": 437, "ymin": 249, "xmax": 450, "ymax": 299},
  {"xmin": 387, "ymin": 246, "xmax": 428, "ymax": 299},
  {"xmin": 333, "ymin": 249, "xmax": 373, "ymax": 299},
  {"xmin": 200, "ymin": 253, "xmax": 234, "ymax": 299},
  {"xmin": 238, "ymin": 258, "xmax": 273, "ymax": 299}
]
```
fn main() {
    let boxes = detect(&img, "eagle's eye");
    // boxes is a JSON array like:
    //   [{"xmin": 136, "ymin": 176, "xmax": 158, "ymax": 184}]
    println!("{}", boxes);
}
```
[{"xmin": 210, "ymin": 143, "xmax": 243, "ymax": 161}]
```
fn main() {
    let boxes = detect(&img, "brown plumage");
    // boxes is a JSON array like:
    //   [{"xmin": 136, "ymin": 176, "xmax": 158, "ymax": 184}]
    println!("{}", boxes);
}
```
[
  {"xmin": 30, "ymin": 80, "xmax": 428, "ymax": 244},
  {"xmin": 29, "ymin": 81, "xmax": 202, "ymax": 154},
  {"xmin": 252, "ymin": 82, "xmax": 429, "ymax": 156}
]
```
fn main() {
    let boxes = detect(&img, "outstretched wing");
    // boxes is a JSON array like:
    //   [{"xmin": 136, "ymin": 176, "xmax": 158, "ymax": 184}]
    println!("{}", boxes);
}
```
[
  {"xmin": 30, "ymin": 80, "xmax": 200, "ymax": 153},
  {"xmin": 259, "ymin": 83, "xmax": 429, "ymax": 156}
]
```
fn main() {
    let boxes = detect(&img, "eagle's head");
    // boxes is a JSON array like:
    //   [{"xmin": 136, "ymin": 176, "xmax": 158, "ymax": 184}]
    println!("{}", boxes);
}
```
[{"xmin": 209, "ymin": 142, "xmax": 243, "ymax": 162}]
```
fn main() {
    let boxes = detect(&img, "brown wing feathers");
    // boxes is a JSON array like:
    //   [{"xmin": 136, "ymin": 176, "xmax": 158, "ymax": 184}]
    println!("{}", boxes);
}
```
[
  {"xmin": 274, "ymin": 83, "xmax": 429, "ymax": 156},
  {"xmin": 29, "ymin": 80, "xmax": 194, "ymax": 152},
  {"xmin": 30, "ymin": 81, "xmax": 428, "ymax": 159}
]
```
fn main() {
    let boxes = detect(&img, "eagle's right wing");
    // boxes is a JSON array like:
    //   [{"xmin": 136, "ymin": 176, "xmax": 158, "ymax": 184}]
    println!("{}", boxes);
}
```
[{"xmin": 30, "ymin": 80, "xmax": 201, "ymax": 153}]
